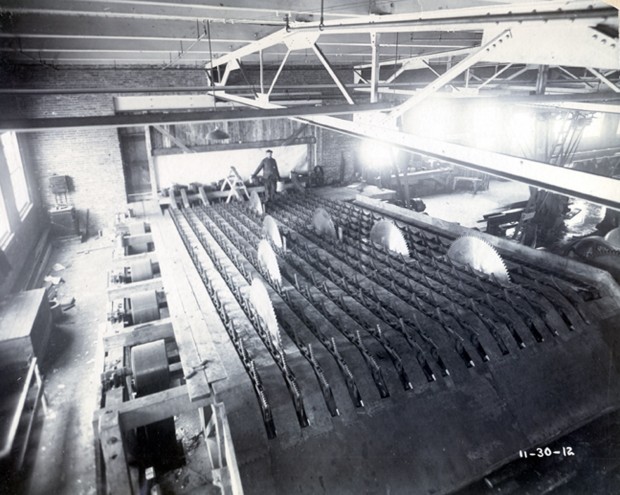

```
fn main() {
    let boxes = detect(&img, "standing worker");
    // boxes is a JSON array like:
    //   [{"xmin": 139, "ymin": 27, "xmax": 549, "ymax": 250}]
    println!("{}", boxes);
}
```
[{"xmin": 252, "ymin": 149, "xmax": 281, "ymax": 202}]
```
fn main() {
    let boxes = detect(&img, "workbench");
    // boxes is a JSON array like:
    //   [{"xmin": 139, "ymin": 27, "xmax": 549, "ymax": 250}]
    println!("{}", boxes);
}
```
[{"xmin": 0, "ymin": 289, "xmax": 52, "ymax": 369}]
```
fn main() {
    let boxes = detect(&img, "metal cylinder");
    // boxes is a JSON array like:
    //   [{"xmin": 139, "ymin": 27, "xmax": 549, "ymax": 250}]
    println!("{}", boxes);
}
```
[
  {"xmin": 128, "ymin": 222, "xmax": 146, "ymax": 236},
  {"xmin": 130, "ymin": 290, "xmax": 160, "ymax": 325},
  {"xmin": 130, "ymin": 258, "xmax": 153, "ymax": 282},
  {"xmin": 131, "ymin": 339, "xmax": 170, "ymax": 397}
]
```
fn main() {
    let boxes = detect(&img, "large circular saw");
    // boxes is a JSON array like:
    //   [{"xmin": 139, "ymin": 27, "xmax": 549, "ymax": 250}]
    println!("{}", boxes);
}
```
[
  {"xmin": 249, "ymin": 190, "xmax": 264, "ymax": 216},
  {"xmin": 263, "ymin": 215, "xmax": 283, "ymax": 248},
  {"xmin": 249, "ymin": 278, "xmax": 280, "ymax": 345},
  {"xmin": 604, "ymin": 227, "xmax": 620, "ymax": 248},
  {"xmin": 447, "ymin": 236, "xmax": 510, "ymax": 283},
  {"xmin": 257, "ymin": 239, "xmax": 282, "ymax": 284},
  {"xmin": 312, "ymin": 208, "xmax": 337, "ymax": 238},
  {"xmin": 370, "ymin": 220, "xmax": 409, "ymax": 256}
]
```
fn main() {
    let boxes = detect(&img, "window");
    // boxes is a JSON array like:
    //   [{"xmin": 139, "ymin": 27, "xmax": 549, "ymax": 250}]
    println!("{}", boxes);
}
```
[
  {"xmin": 1, "ymin": 132, "xmax": 31, "ymax": 215},
  {"xmin": 0, "ymin": 187, "xmax": 9, "ymax": 243}
]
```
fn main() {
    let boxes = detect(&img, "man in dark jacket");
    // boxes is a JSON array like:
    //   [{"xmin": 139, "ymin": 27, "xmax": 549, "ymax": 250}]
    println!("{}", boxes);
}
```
[{"xmin": 252, "ymin": 149, "xmax": 281, "ymax": 202}]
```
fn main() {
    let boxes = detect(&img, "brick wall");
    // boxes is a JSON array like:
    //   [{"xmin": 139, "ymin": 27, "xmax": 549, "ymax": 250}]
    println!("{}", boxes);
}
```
[{"xmin": 0, "ymin": 63, "xmax": 364, "ymax": 231}]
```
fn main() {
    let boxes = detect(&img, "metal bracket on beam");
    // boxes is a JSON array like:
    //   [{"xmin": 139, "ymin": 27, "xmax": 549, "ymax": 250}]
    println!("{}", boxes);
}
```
[
  {"xmin": 389, "ymin": 29, "xmax": 513, "ymax": 120},
  {"xmin": 312, "ymin": 43, "xmax": 355, "ymax": 105}
]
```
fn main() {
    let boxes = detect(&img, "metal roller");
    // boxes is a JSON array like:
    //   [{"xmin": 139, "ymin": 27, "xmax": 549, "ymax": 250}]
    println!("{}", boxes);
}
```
[
  {"xmin": 127, "ymin": 222, "xmax": 147, "ymax": 236},
  {"xmin": 131, "ymin": 339, "xmax": 170, "ymax": 397},
  {"xmin": 130, "ymin": 258, "xmax": 153, "ymax": 282},
  {"xmin": 130, "ymin": 290, "xmax": 160, "ymax": 325}
]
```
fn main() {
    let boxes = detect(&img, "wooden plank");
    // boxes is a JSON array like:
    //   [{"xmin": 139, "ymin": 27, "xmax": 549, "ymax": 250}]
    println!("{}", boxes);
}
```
[
  {"xmin": 103, "ymin": 319, "xmax": 175, "ymax": 350},
  {"xmin": 95, "ymin": 385, "xmax": 210, "ymax": 431},
  {"xmin": 199, "ymin": 186, "xmax": 210, "ymax": 206},
  {"xmin": 180, "ymin": 188, "xmax": 191, "ymax": 208},
  {"xmin": 150, "ymin": 215, "xmax": 217, "ymax": 401},
  {"xmin": 98, "ymin": 408, "xmax": 132, "ymax": 495},
  {"xmin": 0, "ymin": 289, "xmax": 46, "ymax": 340},
  {"xmin": 154, "ymin": 213, "xmax": 228, "ymax": 383}
]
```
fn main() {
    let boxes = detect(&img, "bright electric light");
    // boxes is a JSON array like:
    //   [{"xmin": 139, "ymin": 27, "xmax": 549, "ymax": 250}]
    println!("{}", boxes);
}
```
[
  {"xmin": 472, "ymin": 104, "xmax": 501, "ymax": 149},
  {"xmin": 359, "ymin": 140, "xmax": 395, "ymax": 169}
]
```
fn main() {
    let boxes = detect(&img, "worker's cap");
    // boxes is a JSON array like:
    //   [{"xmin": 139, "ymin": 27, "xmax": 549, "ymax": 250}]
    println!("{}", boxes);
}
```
[{"xmin": 266, "ymin": 149, "xmax": 273, "ymax": 153}]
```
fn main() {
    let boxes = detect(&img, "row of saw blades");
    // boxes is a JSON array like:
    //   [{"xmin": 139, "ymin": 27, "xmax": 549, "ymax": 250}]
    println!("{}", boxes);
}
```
[
  {"xmin": 308, "ymin": 206, "xmax": 511, "ymax": 283},
  {"xmin": 247, "ymin": 200, "xmax": 513, "ymax": 354}
]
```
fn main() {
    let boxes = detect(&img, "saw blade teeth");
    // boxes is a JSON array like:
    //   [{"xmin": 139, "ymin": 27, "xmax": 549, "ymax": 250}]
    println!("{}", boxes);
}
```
[
  {"xmin": 312, "ymin": 208, "xmax": 337, "ymax": 238},
  {"xmin": 263, "ymin": 215, "xmax": 283, "ymax": 248},
  {"xmin": 447, "ymin": 235, "xmax": 510, "ymax": 283},
  {"xmin": 257, "ymin": 239, "xmax": 282, "ymax": 284},
  {"xmin": 370, "ymin": 220, "xmax": 409, "ymax": 256},
  {"xmin": 249, "ymin": 278, "xmax": 280, "ymax": 343},
  {"xmin": 249, "ymin": 190, "xmax": 264, "ymax": 216},
  {"xmin": 604, "ymin": 227, "xmax": 620, "ymax": 248}
]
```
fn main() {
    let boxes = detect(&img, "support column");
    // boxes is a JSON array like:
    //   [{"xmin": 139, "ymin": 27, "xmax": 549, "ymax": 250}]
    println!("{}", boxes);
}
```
[
  {"xmin": 370, "ymin": 33, "xmax": 380, "ymax": 103},
  {"xmin": 144, "ymin": 126, "xmax": 159, "ymax": 199}
]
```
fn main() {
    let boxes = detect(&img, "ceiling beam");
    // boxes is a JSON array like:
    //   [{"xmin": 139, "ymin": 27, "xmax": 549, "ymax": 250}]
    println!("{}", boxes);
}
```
[
  {"xmin": 209, "ymin": 90, "xmax": 620, "ymax": 211},
  {"xmin": 389, "ymin": 29, "xmax": 513, "ymax": 119},
  {"xmin": 0, "ymin": 101, "xmax": 394, "ymax": 132},
  {"xmin": 206, "ymin": 1, "xmax": 616, "ymax": 69},
  {"xmin": 588, "ymin": 67, "xmax": 620, "ymax": 92}
]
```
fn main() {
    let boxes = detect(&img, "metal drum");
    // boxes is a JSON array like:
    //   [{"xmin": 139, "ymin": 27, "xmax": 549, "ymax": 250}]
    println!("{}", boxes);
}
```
[
  {"xmin": 130, "ymin": 258, "xmax": 153, "ymax": 282},
  {"xmin": 130, "ymin": 290, "xmax": 160, "ymax": 325},
  {"xmin": 131, "ymin": 339, "xmax": 170, "ymax": 397}
]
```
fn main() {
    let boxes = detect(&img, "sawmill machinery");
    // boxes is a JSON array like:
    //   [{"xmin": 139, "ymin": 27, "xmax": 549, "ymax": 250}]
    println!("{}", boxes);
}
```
[
  {"xmin": 108, "ymin": 258, "xmax": 160, "ymax": 285},
  {"xmin": 164, "ymin": 191, "xmax": 620, "ymax": 494},
  {"xmin": 108, "ymin": 289, "xmax": 166, "ymax": 327}
]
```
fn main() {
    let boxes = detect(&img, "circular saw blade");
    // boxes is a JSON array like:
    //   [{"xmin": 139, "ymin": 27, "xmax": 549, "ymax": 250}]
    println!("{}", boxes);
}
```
[
  {"xmin": 257, "ymin": 239, "xmax": 282, "ymax": 284},
  {"xmin": 370, "ymin": 220, "xmax": 409, "ymax": 256},
  {"xmin": 249, "ymin": 190, "xmax": 264, "ymax": 216},
  {"xmin": 263, "ymin": 215, "xmax": 283, "ymax": 248},
  {"xmin": 447, "ymin": 235, "xmax": 510, "ymax": 283},
  {"xmin": 312, "ymin": 208, "xmax": 337, "ymax": 238},
  {"xmin": 604, "ymin": 227, "xmax": 620, "ymax": 248},
  {"xmin": 249, "ymin": 278, "xmax": 280, "ymax": 344}
]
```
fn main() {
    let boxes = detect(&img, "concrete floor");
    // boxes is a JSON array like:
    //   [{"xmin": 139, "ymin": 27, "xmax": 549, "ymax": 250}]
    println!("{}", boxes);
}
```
[
  {"xmin": 6, "ymin": 236, "xmax": 112, "ymax": 495},
  {"xmin": 422, "ymin": 178, "xmax": 531, "ymax": 229}
]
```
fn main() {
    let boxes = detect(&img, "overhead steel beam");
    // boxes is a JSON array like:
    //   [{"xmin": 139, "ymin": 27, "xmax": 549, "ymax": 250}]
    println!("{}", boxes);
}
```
[
  {"xmin": 588, "ymin": 67, "xmax": 620, "ymax": 92},
  {"xmin": 267, "ymin": 50, "xmax": 291, "ymax": 98},
  {"xmin": 356, "ymin": 47, "xmax": 475, "ymax": 70},
  {"xmin": 209, "ymin": 91, "xmax": 620, "ymax": 211},
  {"xmin": 0, "ymin": 101, "xmax": 393, "ymax": 132},
  {"xmin": 477, "ymin": 63, "xmax": 513, "ymax": 90},
  {"xmin": 527, "ymin": 101, "xmax": 620, "ymax": 114},
  {"xmin": 311, "ymin": 44, "xmax": 355, "ymax": 104},
  {"xmin": 205, "ymin": 1, "xmax": 615, "ymax": 69},
  {"xmin": 389, "ymin": 29, "xmax": 513, "ymax": 119}
]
